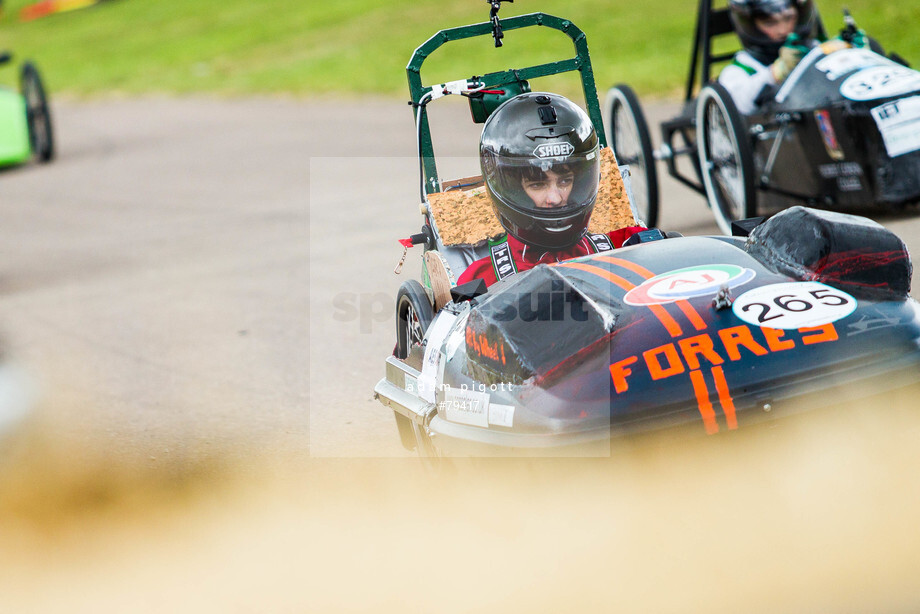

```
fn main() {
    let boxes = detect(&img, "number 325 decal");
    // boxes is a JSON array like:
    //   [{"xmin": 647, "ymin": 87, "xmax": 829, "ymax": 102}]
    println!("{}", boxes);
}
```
[{"xmin": 732, "ymin": 281, "xmax": 857, "ymax": 330}]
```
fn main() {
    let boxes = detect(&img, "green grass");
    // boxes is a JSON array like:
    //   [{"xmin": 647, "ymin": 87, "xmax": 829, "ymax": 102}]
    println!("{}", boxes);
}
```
[{"xmin": 0, "ymin": 0, "xmax": 917, "ymax": 98}]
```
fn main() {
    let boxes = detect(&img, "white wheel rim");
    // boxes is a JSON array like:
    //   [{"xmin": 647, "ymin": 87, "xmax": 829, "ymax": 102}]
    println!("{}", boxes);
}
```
[
  {"xmin": 698, "ymin": 89, "xmax": 747, "ymax": 235},
  {"xmin": 605, "ymin": 88, "xmax": 650, "ymax": 222}
]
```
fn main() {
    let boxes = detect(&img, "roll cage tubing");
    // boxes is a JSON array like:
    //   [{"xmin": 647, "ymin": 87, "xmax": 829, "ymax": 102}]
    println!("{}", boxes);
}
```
[
  {"xmin": 685, "ymin": 0, "xmax": 736, "ymax": 101},
  {"xmin": 407, "ymin": 13, "xmax": 606, "ymax": 197},
  {"xmin": 683, "ymin": 0, "xmax": 827, "ymax": 102}
]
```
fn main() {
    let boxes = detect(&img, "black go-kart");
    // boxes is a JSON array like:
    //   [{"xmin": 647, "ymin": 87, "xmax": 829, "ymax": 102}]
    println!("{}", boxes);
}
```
[{"xmin": 604, "ymin": 0, "xmax": 920, "ymax": 234}]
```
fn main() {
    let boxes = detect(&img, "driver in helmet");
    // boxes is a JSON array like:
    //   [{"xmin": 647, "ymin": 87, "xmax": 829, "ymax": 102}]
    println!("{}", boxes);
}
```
[
  {"xmin": 720, "ymin": 0, "xmax": 819, "ymax": 114},
  {"xmin": 457, "ymin": 92, "xmax": 645, "ymax": 287}
]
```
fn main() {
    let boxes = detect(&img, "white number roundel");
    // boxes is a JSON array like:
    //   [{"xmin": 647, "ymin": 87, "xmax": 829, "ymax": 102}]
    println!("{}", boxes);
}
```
[
  {"xmin": 840, "ymin": 65, "xmax": 920, "ymax": 101},
  {"xmin": 732, "ymin": 281, "xmax": 857, "ymax": 330}
]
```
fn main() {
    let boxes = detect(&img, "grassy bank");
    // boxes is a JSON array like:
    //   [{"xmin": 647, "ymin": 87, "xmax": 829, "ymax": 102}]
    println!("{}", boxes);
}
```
[{"xmin": 0, "ymin": 0, "xmax": 916, "ymax": 98}]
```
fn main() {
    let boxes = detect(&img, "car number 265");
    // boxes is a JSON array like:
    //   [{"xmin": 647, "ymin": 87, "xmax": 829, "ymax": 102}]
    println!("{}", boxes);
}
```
[{"xmin": 732, "ymin": 281, "xmax": 857, "ymax": 330}]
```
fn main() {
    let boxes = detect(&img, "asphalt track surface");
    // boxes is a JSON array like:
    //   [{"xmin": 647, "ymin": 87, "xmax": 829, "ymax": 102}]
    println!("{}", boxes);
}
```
[
  {"xmin": 2, "ymin": 96, "xmax": 920, "ymax": 460},
  {"xmin": 5, "ymin": 97, "xmax": 920, "ymax": 614}
]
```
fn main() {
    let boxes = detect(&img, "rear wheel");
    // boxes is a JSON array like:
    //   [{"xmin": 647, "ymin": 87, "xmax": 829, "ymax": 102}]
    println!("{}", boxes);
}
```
[
  {"xmin": 604, "ymin": 84, "xmax": 659, "ymax": 228},
  {"xmin": 696, "ymin": 82, "xmax": 755, "ymax": 234},
  {"xmin": 20, "ymin": 62, "xmax": 54, "ymax": 162},
  {"xmin": 395, "ymin": 280, "xmax": 434, "ymax": 360}
]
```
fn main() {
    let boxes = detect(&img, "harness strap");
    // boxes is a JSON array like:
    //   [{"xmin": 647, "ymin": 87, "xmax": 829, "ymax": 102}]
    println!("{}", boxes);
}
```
[
  {"xmin": 585, "ymin": 233, "xmax": 614, "ymax": 253},
  {"xmin": 489, "ymin": 233, "xmax": 614, "ymax": 281},
  {"xmin": 488, "ymin": 235, "xmax": 518, "ymax": 281}
]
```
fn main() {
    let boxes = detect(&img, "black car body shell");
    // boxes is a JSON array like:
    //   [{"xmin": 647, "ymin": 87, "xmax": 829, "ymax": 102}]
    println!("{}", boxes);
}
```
[
  {"xmin": 751, "ymin": 45, "xmax": 920, "ymax": 210},
  {"xmin": 386, "ymin": 208, "xmax": 920, "ymax": 454}
]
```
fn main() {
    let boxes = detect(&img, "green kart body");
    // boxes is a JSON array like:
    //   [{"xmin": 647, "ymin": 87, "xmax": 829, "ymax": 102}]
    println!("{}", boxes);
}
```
[
  {"xmin": 0, "ymin": 53, "xmax": 54, "ymax": 167},
  {"xmin": 0, "ymin": 86, "xmax": 32, "ymax": 166}
]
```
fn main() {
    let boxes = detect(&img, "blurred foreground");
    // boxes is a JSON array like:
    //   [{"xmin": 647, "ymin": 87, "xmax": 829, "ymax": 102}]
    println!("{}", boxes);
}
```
[{"xmin": 1, "ymin": 389, "xmax": 919, "ymax": 613}]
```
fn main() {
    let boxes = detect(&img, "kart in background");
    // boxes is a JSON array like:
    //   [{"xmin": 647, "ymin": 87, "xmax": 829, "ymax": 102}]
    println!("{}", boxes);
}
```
[
  {"xmin": 604, "ymin": 0, "xmax": 920, "ymax": 234},
  {"xmin": 373, "ymin": 3, "xmax": 920, "ymax": 457},
  {"xmin": 0, "ymin": 50, "xmax": 53, "ymax": 167}
]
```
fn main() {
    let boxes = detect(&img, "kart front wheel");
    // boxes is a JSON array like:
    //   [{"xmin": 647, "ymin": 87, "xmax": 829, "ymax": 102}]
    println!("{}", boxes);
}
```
[
  {"xmin": 696, "ymin": 82, "xmax": 755, "ymax": 235},
  {"xmin": 20, "ymin": 62, "xmax": 54, "ymax": 163},
  {"xmin": 395, "ymin": 280, "xmax": 434, "ymax": 360},
  {"xmin": 604, "ymin": 84, "xmax": 659, "ymax": 227}
]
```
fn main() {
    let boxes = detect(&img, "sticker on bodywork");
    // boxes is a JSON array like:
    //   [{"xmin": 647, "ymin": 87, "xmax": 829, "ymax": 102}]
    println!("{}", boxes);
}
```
[
  {"xmin": 732, "ymin": 282, "xmax": 857, "ymax": 329},
  {"xmin": 840, "ymin": 66, "xmax": 920, "ymax": 102},
  {"xmin": 440, "ymin": 389, "xmax": 515, "ymax": 428},
  {"xmin": 816, "ymin": 48, "xmax": 882, "ymax": 81},
  {"xmin": 418, "ymin": 311, "xmax": 458, "ymax": 402},
  {"xmin": 871, "ymin": 95, "xmax": 920, "ymax": 157},
  {"xmin": 818, "ymin": 162, "xmax": 862, "ymax": 178},
  {"xmin": 624, "ymin": 264, "xmax": 755, "ymax": 306},
  {"xmin": 441, "ymin": 386, "xmax": 490, "ymax": 427},
  {"xmin": 836, "ymin": 175, "xmax": 863, "ymax": 191},
  {"xmin": 814, "ymin": 110, "xmax": 844, "ymax": 160},
  {"xmin": 488, "ymin": 403, "xmax": 515, "ymax": 428}
]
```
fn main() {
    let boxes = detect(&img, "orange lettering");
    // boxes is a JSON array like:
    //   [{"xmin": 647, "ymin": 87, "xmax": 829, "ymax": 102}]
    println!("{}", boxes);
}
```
[
  {"xmin": 644, "ymin": 343, "xmax": 685, "ymax": 380},
  {"xmin": 465, "ymin": 326, "xmax": 477, "ymax": 354},
  {"xmin": 609, "ymin": 356, "xmax": 639, "ymax": 393},
  {"xmin": 719, "ymin": 325, "xmax": 769, "ymax": 361},
  {"xmin": 678, "ymin": 334, "xmax": 725, "ymax": 370},
  {"xmin": 799, "ymin": 322, "xmax": 838, "ymax": 345},
  {"xmin": 465, "ymin": 327, "xmax": 507, "ymax": 364},
  {"xmin": 761, "ymin": 327, "xmax": 795, "ymax": 351}
]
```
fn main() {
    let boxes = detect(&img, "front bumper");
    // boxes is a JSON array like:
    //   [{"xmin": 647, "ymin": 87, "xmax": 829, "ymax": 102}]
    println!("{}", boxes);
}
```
[{"xmin": 374, "ymin": 356, "xmax": 611, "ymax": 456}]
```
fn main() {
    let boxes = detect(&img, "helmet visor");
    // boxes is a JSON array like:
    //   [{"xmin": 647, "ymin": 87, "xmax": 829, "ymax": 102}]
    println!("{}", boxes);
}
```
[
  {"xmin": 731, "ymin": 0, "xmax": 816, "ymax": 53},
  {"xmin": 751, "ymin": 0, "xmax": 796, "ymax": 16},
  {"xmin": 484, "ymin": 144, "xmax": 601, "ymax": 215}
]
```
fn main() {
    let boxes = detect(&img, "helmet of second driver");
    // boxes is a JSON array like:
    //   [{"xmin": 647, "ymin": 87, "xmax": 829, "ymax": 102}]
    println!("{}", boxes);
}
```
[
  {"xmin": 479, "ymin": 93, "xmax": 601, "ymax": 251},
  {"xmin": 728, "ymin": 0, "xmax": 818, "ymax": 64}
]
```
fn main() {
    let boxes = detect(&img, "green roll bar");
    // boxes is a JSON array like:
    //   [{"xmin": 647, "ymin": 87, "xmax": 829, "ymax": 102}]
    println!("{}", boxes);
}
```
[{"xmin": 407, "ymin": 12, "xmax": 606, "ymax": 197}]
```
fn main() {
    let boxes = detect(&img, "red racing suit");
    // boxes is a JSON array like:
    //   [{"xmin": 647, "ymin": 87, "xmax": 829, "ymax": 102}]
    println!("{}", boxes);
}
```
[{"xmin": 457, "ymin": 226, "xmax": 645, "ymax": 287}]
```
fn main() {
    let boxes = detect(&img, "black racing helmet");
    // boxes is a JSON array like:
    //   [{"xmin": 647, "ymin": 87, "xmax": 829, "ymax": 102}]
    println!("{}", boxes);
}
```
[
  {"xmin": 729, "ymin": 0, "xmax": 818, "ymax": 64},
  {"xmin": 480, "ymin": 92, "xmax": 600, "ymax": 251}
]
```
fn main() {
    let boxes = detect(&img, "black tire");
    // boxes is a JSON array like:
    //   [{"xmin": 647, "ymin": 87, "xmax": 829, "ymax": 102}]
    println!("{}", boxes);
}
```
[
  {"xmin": 604, "ymin": 84, "xmax": 659, "ymax": 228},
  {"xmin": 696, "ymin": 82, "xmax": 756, "ymax": 235},
  {"xmin": 20, "ymin": 62, "xmax": 54, "ymax": 163},
  {"xmin": 395, "ymin": 280, "xmax": 434, "ymax": 360}
]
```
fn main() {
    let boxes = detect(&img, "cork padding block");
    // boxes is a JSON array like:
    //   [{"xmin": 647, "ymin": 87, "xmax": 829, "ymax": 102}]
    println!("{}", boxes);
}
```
[{"xmin": 428, "ymin": 147, "xmax": 636, "ymax": 247}]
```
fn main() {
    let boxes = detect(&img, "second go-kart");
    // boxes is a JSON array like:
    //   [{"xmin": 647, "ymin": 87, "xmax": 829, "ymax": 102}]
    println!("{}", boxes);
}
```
[
  {"xmin": 0, "ymin": 50, "xmax": 54, "ymax": 167},
  {"xmin": 374, "ymin": 3, "xmax": 920, "ymax": 457},
  {"xmin": 604, "ymin": 0, "xmax": 920, "ymax": 234}
]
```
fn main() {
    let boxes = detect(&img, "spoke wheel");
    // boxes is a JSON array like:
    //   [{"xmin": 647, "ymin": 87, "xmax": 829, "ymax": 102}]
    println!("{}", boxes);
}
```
[
  {"xmin": 696, "ymin": 82, "xmax": 755, "ymax": 234},
  {"xmin": 20, "ymin": 62, "xmax": 54, "ymax": 163},
  {"xmin": 395, "ymin": 280, "xmax": 434, "ymax": 360},
  {"xmin": 604, "ymin": 84, "xmax": 659, "ymax": 227}
]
